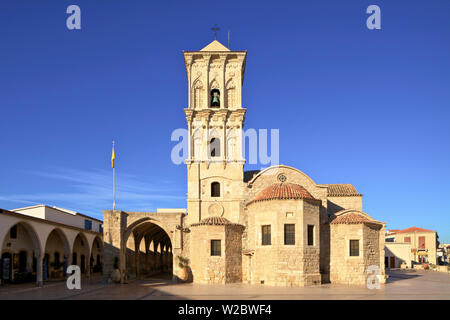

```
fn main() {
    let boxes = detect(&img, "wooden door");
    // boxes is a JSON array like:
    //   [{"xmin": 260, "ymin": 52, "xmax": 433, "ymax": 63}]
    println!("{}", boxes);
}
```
[{"xmin": 390, "ymin": 256, "xmax": 396, "ymax": 268}]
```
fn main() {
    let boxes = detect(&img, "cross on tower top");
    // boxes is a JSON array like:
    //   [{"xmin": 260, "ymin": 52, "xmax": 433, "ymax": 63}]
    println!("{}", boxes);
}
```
[{"xmin": 211, "ymin": 24, "xmax": 220, "ymax": 40}]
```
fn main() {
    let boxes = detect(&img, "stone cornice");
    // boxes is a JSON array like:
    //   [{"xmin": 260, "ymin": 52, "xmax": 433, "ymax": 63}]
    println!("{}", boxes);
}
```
[{"xmin": 184, "ymin": 108, "xmax": 246, "ymax": 120}]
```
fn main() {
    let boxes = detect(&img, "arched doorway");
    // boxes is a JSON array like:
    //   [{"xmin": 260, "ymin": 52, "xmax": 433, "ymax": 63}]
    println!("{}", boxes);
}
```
[
  {"xmin": 124, "ymin": 220, "xmax": 173, "ymax": 280},
  {"xmin": 72, "ymin": 233, "xmax": 89, "ymax": 275},
  {"xmin": 1, "ymin": 222, "xmax": 41, "ymax": 283},
  {"xmin": 90, "ymin": 236, "xmax": 103, "ymax": 274},
  {"xmin": 43, "ymin": 229, "xmax": 70, "ymax": 281}
]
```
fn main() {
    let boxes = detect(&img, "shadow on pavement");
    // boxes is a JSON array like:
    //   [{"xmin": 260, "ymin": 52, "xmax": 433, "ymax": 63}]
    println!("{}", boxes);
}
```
[{"xmin": 386, "ymin": 270, "xmax": 422, "ymax": 283}]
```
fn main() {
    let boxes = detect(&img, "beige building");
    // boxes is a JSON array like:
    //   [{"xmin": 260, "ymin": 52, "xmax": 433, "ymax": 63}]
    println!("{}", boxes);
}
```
[
  {"xmin": 103, "ymin": 39, "xmax": 386, "ymax": 287},
  {"xmin": 385, "ymin": 242, "xmax": 412, "ymax": 268},
  {"xmin": 0, "ymin": 205, "xmax": 103, "ymax": 286},
  {"xmin": 386, "ymin": 227, "xmax": 439, "ymax": 265}
]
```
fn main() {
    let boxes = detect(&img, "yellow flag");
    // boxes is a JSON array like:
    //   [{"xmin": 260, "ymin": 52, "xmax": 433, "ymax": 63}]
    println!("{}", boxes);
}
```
[{"xmin": 111, "ymin": 144, "xmax": 116, "ymax": 168}]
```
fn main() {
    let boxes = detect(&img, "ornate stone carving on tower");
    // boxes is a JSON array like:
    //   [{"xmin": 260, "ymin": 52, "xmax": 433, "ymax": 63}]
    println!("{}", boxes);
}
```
[{"xmin": 183, "ymin": 40, "xmax": 247, "ymax": 225}]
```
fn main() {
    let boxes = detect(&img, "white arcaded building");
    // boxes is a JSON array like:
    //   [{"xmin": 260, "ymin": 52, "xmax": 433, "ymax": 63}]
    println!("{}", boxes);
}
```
[{"xmin": 0, "ymin": 205, "xmax": 103, "ymax": 286}]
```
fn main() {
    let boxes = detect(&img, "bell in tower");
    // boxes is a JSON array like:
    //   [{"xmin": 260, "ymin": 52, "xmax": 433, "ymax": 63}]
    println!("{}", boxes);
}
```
[{"xmin": 210, "ymin": 89, "xmax": 220, "ymax": 107}]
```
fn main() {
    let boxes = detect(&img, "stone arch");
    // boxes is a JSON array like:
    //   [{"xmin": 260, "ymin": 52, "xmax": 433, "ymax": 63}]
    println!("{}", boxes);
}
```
[
  {"xmin": 208, "ymin": 137, "xmax": 220, "ymax": 158},
  {"xmin": 208, "ymin": 128, "xmax": 221, "ymax": 158},
  {"xmin": 1, "ymin": 221, "xmax": 42, "ymax": 283},
  {"xmin": 192, "ymin": 78, "xmax": 204, "ymax": 109},
  {"xmin": 123, "ymin": 217, "xmax": 174, "ymax": 279},
  {"xmin": 102, "ymin": 210, "xmax": 183, "ymax": 283},
  {"xmin": 210, "ymin": 78, "xmax": 220, "ymax": 89},
  {"xmin": 208, "ymin": 128, "xmax": 221, "ymax": 139},
  {"xmin": 1, "ymin": 221, "xmax": 42, "ymax": 256},
  {"xmin": 43, "ymin": 228, "xmax": 71, "ymax": 280},
  {"xmin": 148, "ymin": 239, "xmax": 154, "ymax": 253},
  {"xmin": 124, "ymin": 217, "xmax": 173, "ymax": 244},
  {"xmin": 90, "ymin": 235, "xmax": 103, "ymax": 274},
  {"xmin": 72, "ymin": 232, "xmax": 90, "ymax": 274},
  {"xmin": 211, "ymin": 181, "xmax": 221, "ymax": 197},
  {"xmin": 209, "ymin": 79, "xmax": 220, "ymax": 108},
  {"xmin": 226, "ymin": 78, "xmax": 236, "ymax": 109}
]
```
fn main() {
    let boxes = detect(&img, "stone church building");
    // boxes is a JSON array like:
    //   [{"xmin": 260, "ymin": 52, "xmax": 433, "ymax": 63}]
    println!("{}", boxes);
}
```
[{"xmin": 103, "ymin": 40, "xmax": 386, "ymax": 287}]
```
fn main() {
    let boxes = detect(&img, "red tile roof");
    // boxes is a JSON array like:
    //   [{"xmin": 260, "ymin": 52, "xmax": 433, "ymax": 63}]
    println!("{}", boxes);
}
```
[
  {"xmin": 249, "ymin": 183, "xmax": 317, "ymax": 205},
  {"xmin": 391, "ymin": 227, "xmax": 436, "ymax": 234},
  {"xmin": 330, "ymin": 210, "xmax": 383, "ymax": 225},
  {"xmin": 330, "ymin": 213, "xmax": 371, "ymax": 224},
  {"xmin": 325, "ymin": 184, "xmax": 362, "ymax": 197},
  {"xmin": 191, "ymin": 216, "xmax": 243, "ymax": 227}
]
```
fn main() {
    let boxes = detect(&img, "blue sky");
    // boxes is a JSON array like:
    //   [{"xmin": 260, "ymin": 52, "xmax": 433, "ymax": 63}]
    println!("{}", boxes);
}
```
[{"xmin": 0, "ymin": 0, "xmax": 449, "ymax": 242}]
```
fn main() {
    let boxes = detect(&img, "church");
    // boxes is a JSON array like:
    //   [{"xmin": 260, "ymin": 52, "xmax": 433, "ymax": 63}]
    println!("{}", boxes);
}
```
[{"xmin": 102, "ymin": 39, "xmax": 386, "ymax": 287}]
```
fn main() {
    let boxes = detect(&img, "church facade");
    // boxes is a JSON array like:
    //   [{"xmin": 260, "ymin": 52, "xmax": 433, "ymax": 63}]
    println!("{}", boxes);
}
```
[{"xmin": 103, "ymin": 40, "xmax": 386, "ymax": 287}]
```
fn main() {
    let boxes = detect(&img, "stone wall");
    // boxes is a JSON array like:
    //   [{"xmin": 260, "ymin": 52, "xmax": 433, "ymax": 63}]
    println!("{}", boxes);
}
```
[
  {"xmin": 102, "ymin": 210, "xmax": 125, "ymax": 278},
  {"xmin": 245, "ymin": 199, "xmax": 321, "ymax": 286},
  {"xmin": 364, "ymin": 223, "xmax": 385, "ymax": 282},
  {"xmin": 245, "ymin": 165, "xmax": 329, "ymax": 283},
  {"xmin": 330, "ymin": 224, "xmax": 365, "ymax": 285},
  {"xmin": 189, "ymin": 224, "xmax": 225, "ymax": 284},
  {"xmin": 102, "ymin": 210, "xmax": 183, "ymax": 282},
  {"xmin": 330, "ymin": 222, "xmax": 385, "ymax": 286},
  {"xmin": 189, "ymin": 223, "xmax": 243, "ymax": 284},
  {"xmin": 327, "ymin": 196, "xmax": 362, "ymax": 215},
  {"xmin": 186, "ymin": 162, "xmax": 246, "ymax": 225},
  {"xmin": 225, "ymin": 225, "xmax": 244, "ymax": 283}
]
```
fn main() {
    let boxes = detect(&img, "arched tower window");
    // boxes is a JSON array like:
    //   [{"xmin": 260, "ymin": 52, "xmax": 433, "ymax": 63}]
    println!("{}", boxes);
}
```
[
  {"xmin": 227, "ymin": 137, "xmax": 235, "ymax": 160},
  {"xmin": 211, "ymin": 182, "xmax": 220, "ymax": 197},
  {"xmin": 208, "ymin": 137, "xmax": 220, "ymax": 157},
  {"xmin": 194, "ymin": 138, "xmax": 202, "ymax": 160},
  {"xmin": 226, "ymin": 79, "xmax": 236, "ymax": 109},
  {"xmin": 210, "ymin": 89, "xmax": 220, "ymax": 108},
  {"xmin": 193, "ymin": 80, "xmax": 204, "ymax": 109},
  {"xmin": 192, "ymin": 128, "xmax": 202, "ymax": 160}
]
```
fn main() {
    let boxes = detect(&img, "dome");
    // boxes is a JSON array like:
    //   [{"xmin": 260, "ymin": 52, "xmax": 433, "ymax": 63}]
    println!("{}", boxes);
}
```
[
  {"xmin": 330, "ymin": 213, "xmax": 373, "ymax": 224},
  {"xmin": 248, "ymin": 182, "xmax": 316, "ymax": 204},
  {"xmin": 329, "ymin": 210, "xmax": 383, "ymax": 225}
]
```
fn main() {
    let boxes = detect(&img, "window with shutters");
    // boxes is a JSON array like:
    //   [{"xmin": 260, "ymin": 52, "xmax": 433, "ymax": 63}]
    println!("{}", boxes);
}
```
[{"xmin": 262, "ymin": 225, "xmax": 271, "ymax": 245}]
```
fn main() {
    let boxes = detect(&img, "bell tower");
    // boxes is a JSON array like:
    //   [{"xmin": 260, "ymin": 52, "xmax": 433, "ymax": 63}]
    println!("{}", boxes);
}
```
[{"xmin": 183, "ymin": 40, "xmax": 247, "ymax": 225}]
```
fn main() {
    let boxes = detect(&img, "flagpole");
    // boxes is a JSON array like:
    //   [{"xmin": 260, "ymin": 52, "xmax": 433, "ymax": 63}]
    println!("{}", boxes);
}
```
[{"xmin": 112, "ymin": 140, "xmax": 116, "ymax": 211}]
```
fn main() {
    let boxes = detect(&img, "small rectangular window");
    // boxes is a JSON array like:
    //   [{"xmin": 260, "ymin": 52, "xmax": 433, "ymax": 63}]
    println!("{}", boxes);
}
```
[
  {"xmin": 261, "ymin": 225, "xmax": 271, "ymax": 245},
  {"xmin": 404, "ymin": 237, "xmax": 411, "ymax": 243},
  {"xmin": 418, "ymin": 236, "xmax": 425, "ymax": 249},
  {"xmin": 350, "ymin": 240, "xmax": 359, "ymax": 256},
  {"xmin": 10, "ymin": 225, "xmax": 17, "ymax": 239},
  {"xmin": 84, "ymin": 219, "xmax": 92, "ymax": 231},
  {"xmin": 211, "ymin": 240, "xmax": 221, "ymax": 256},
  {"xmin": 307, "ymin": 225, "xmax": 314, "ymax": 246},
  {"xmin": 284, "ymin": 224, "xmax": 295, "ymax": 245},
  {"xmin": 211, "ymin": 182, "xmax": 220, "ymax": 197}
]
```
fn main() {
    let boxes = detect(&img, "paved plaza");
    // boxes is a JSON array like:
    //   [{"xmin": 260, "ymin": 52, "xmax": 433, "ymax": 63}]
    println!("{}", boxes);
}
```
[{"xmin": 0, "ymin": 269, "xmax": 448, "ymax": 300}]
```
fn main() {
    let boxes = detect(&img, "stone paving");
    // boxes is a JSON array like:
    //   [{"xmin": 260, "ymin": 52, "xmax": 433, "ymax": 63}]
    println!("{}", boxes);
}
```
[{"xmin": 0, "ymin": 269, "xmax": 448, "ymax": 300}]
